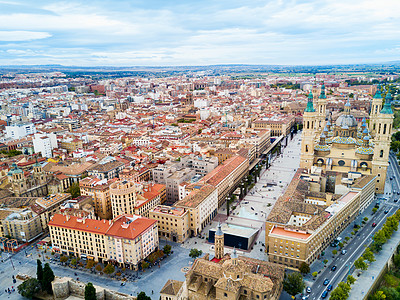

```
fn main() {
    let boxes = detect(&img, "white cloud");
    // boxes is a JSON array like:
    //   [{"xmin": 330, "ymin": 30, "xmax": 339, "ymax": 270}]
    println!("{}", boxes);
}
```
[{"xmin": 0, "ymin": 31, "xmax": 51, "ymax": 41}]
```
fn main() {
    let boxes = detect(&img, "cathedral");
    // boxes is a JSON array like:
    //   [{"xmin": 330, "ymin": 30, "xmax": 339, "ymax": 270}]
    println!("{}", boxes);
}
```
[{"xmin": 300, "ymin": 84, "xmax": 393, "ymax": 193}]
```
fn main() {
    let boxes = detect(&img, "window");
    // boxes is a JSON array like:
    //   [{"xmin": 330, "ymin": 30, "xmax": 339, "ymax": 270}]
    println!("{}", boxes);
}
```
[
  {"xmin": 224, "ymin": 293, "xmax": 228, "ymax": 297},
  {"xmin": 380, "ymin": 150, "xmax": 384, "ymax": 158},
  {"xmin": 338, "ymin": 160, "xmax": 345, "ymax": 166}
]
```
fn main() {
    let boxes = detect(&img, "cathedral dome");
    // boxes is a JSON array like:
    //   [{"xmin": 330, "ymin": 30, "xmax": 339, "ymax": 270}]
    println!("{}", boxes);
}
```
[
  {"xmin": 335, "ymin": 114, "xmax": 357, "ymax": 128},
  {"xmin": 332, "ymin": 136, "xmax": 357, "ymax": 145}
]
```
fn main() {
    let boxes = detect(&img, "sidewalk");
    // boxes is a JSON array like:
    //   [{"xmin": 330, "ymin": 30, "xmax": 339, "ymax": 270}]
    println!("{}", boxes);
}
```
[{"xmin": 348, "ymin": 229, "xmax": 400, "ymax": 299}]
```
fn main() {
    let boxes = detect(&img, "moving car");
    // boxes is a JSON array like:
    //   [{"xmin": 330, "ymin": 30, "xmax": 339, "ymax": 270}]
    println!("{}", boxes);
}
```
[
  {"xmin": 341, "ymin": 249, "xmax": 347, "ymax": 255},
  {"xmin": 327, "ymin": 284, "xmax": 333, "ymax": 291},
  {"xmin": 323, "ymin": 279, "xmax": 330, "ymax": 286},
  {"xmin": 372, "ymin": 223, "xmax": 377, "ymax": 227},
  {"xmin": 384, "ymin": 210, "xmax": 389, "ymax": 214},
  {"xmin": 321, "ymin": 291, "xmax": 328, "ymax": 298},
  {"xmin": 306, "ymin": 287, "xmax": 312, "ymax": 293},
  {"xmin": 331, "ymin": 265, "xmax": 337, "ymax": 271}
]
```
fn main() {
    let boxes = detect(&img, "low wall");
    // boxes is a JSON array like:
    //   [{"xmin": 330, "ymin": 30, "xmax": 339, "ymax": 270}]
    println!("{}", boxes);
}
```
[{"xmin": 52, "ymin": 276, "xmax": 136, "ymax": 300}]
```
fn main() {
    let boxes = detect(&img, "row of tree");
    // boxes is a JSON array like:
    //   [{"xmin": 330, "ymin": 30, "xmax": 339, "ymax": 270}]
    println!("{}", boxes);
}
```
[
  {"xmin": 18, "ymin": 260, "xmax": 55, "ymax": 299},
  {"xmin": 329, "ymin": 275, "xmax": 356, "ymax": 300}
]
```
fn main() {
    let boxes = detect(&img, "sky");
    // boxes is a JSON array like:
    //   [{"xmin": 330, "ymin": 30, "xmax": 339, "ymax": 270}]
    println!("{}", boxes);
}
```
[{"xmin": 0, "ymin": 0, "xmax": 399, "ymax": 66}]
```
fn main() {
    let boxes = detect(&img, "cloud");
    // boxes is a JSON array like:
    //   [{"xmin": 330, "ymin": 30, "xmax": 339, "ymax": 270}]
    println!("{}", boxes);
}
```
[
  {"xmin": 0, "ymin": 31, "xmax": 51, "ymax": 41},
  {"xmin": 0, "ymin": 0, "xmax": 399, "ymax": 65}
]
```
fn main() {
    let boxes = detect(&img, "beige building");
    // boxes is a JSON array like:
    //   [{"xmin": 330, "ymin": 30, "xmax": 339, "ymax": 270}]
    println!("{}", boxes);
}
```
[
  {"xmin": 175, "ymin": 183, "xmax": 218, "ymax": 237},
  {"xmin": 1, "ymin": 208, "xmax": 43, "ymax": 242},
  {"xmin": 252, "ymin": 115, "xmax": 295, "ymax": 136},
  {"xmin": 110, "ymin": 180, "xmax": 163, "ymax": 219},
  {"xmin": 200, "ymin": 155, "xmax": 249, "ymax": 208},
  {"xmin": 49, "ymin": 214, "xmax": 158, "ymax": 270},
  {"xmin": 265, "ymin": 168, "xmax": 376, "ymax": 269},
  {"xmin": 300, "ymin": 85, "xmax": 393, "ymax": 193},
  {"xmin": 161, "ymin": 225, "xmax": 285, "ymax": 300},
  {"xmin": 79, "ymin": 177, "xmax": 116, "ymax": 219},
  {"xmin": 149, "ymin": 205, "xmax": 189, "ymax": 243}
]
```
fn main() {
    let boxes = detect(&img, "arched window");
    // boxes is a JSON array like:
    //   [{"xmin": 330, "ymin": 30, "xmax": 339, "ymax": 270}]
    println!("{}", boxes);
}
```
[
  {"xmin": 383, "ymin": 124, "xmax": 387, "ymax": 135},
  {"xmin": 306, "ymin": 145, "xmax": 309, "ymax": 152}
]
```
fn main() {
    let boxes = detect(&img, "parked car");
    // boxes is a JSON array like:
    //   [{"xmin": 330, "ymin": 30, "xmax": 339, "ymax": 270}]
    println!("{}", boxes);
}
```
[{"xmin": 306, "ymin": 287, "xmax": 312, "ymax": 293}]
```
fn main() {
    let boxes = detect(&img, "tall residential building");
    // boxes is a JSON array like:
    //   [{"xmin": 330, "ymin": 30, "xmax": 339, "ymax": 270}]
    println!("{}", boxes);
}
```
[
  {"xmin": 49, "ymin": 214, "xmax": 158, "ymax": 270},
  {"xmin": 32, "ymin": 133, "xmax": 57, "ymax": 158},
  {"xmin": 299, "ymin": 85, "xmax": 393, "ymax": 193},
  {"xmin": 5, "ymin": 121, "xmax": 36, "ymax": 140}
]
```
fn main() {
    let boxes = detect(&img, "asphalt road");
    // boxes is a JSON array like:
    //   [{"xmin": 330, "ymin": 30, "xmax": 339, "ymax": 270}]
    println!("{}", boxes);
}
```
[{"xmin": 305, "ymin": 154, "xmax": 400, "ymax": 300}]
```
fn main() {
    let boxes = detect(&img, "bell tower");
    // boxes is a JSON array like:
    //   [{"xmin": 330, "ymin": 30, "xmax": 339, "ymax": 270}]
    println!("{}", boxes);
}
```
[
  {"xmin": 300, "ymin": 91, "xmax": 317, "ymax": 169},
  {"xmin": 369, "ymin": 85, "xmax": 383, "ymax": 138},
  {"xmin": 33, "ymin": 158, "xmax": 46, "ymax": 185},
  {"xmin": 316, "ymin": 82, "xmax": 327, "ymax": 132},
  {"xmin": 372, "ymin": 92, "xmax": 394, "ymax": 193},
  {"xmin": 214, "ymin": 222, "xmax": 224, "ymax": 259}
]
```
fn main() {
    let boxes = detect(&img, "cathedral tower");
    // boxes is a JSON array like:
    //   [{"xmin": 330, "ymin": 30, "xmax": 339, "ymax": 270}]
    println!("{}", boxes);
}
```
[
  {"xmin": 33, "ymin": 159, "xmax": 46, "ymax": 185},
  {"xmin": 369, "ymin": 85, "xmax": 383, "ymax": 138},
  {"xmin": 372, "ymin": 92, "xmax": 394, "ymax": 193},
  {"xmin": 316, "ymin": 82, "xmax": 327, "ymax": 132},
  {"xmin": 300, "ymin": 91, "xmax": 317, "ymax": 169},
  {"xmin": 214, "ymin": 222, "xmax": 224, "ymax": 259}
]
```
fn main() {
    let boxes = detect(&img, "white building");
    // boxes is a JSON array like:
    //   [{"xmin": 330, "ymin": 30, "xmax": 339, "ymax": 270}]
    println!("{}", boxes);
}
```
[
  {"xmin": 32, "ymin": 133, "xmax": 57, "ymax": 158},
  {"xmin": 6, "ymin": 122, "xmax": 36, "ymax": 140}
]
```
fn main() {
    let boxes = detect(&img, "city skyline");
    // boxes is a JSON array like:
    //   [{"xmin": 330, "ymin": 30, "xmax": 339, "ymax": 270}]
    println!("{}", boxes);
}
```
[{"xmin": 0, "ymin": 0, "xmax": 399, "ymax": 66}]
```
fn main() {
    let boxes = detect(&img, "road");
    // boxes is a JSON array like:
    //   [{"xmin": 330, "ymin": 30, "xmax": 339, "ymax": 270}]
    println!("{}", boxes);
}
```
[{"xmin": 305, "ymin": 153, "xmax": 400, "ymax": 300}]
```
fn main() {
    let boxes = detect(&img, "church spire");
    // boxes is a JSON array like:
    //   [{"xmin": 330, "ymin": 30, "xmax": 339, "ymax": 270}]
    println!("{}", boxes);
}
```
[
  {"xmin": 380, "ymin": 93, "xmax": 393, "ymax": 114},
  {"xmin": 319, "ymin": 82, "xmax": 326, "ymax": 99},
  {"xmin": 305, "ymin": 91, "xmax": 315, "ymax": 112}
]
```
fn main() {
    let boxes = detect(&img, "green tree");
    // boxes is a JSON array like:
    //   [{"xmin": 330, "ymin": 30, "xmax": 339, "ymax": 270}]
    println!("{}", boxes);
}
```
[
  {"xmin": 371, "ymin": 290, "xmax": 387, "ymax": 300},
  {"xmin": 42, "ymin": 263, "xmax": 55, "ymax": 294},
  {"xmin": 282, "ymin": 272, "xmax": 305, "ymax": 297},
  {"xmin": 18, "ymin": 278, "xmax": 41, "ymax": 299},
  {"xmin": 372, "ymin": 207, "xmax": 378, "ymax": 214},
  {"xmin": 345, "ymin": 236, "xmax": 350, "ymax": 242},
  {"xmin": 393, "ymin": 253, "xmax": 400, "ymax": 268},
  {"xmin": 67, "ymin": 182, "xmax": 81, "ymax": 198},
  {"xmin": 163, "ymin": 244, "xmax": 172, "ymax": 255},
  {"xmin": 189, "ymin": 248, "xmax": 203, "ymax": 259},
  {"xmin": 364, "ymin": 217, "xmax": 369, "ymax": 222},
  {"xmin": 363, "ymin": 248, "xmax": 376, "ymax": 263},
  {"xmin": 37, "ymin": 259, "xmax": 43, "ymax": 284},
  {"xmin": 137, "ymin": 291, "xmax": 151, "ymax": 300},
  {"xmin": 354, "ymin": 257, "xmax": 368, "ymax": 271},
  {"xmin": 332, "ymin": 249, "xmax": 338, "ymax": 256},
  {"xmin": 95, "ymin": 264, "xmax": 102, "ymax": 272},
  {"xmin": 71, "ymin": 258, "xmax": 77, "ymax": 266},
  {"xmin": 299, "ymin": 262, "xmax": 310, "ymax": 274},
  {"xmin": 346, "ymin": 275, "xmax": 356, "ymax": 285},
  {"xmin": 330, "ymin": 282, "xmax": 351, "ymax": 300},
  {"xmin": 103, "ymin": 264, "xmax": 115, "ymax": 274},
  {"xmin": 141, "ymin": 261, "xmax": 149, "ymax": 270},
  {"xmin": 60, "ymin": 255, "xmax": 68, "ymax": 264},
  {"xmin": 84, "ymin": 282, "xmax": 97, "ymax": 300},
  {"xmin": 312, "ymin": 271, "xmax": 318, "ymax": 279},
  {"xmin": 323, "ymin": 259, "xmax": 328, "ymax": 265},
  {"xmin": 86, "ymin": 260, "xmax": 95, "ymax": 269},
  {"xmin": 338, "ymin": 242, "xmax": 344, "ymax": 248}
]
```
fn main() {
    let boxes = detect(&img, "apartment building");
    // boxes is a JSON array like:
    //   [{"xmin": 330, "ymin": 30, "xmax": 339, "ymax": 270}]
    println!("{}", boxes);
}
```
[
  {"xmin": 79, "ymin": 177, "xmax": 117, "ymax": 219},
  {"xmin": 149, "ymin": 205, "xmax": 189, "ymax": 243},
  {"xmin": 199, "ymin": 155, "xmax": 249, "ymax": 207},
  {"xmin": 1, "ymin": 208, "xmax": 43, "ymax": 242},
  {"xmin": 49, "ymin": 214, "xmax": 158, "ymax": 270},
  {"xmin": 252, "ymin": 115, "xmax": 295, "ymax": 136},
  {"xmin": 175, "ymin": 183, "xmax": 218, "ymax": 237},
  {"xmin": 265, "ymin": 168, "xmax": 375, "ymax": 269}
]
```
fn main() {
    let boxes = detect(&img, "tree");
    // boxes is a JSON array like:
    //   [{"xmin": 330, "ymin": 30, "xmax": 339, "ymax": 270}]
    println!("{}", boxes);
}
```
[
  {"xmin": 371, "ymin": 290, "xmax": 387, "ymax": 300},
  {"xmin": 330, "ymin": 283, "xmax": 351, "ymax": 300},
  {"xmin": 67, "ymin": 182, "xmax": 81, "ymax": 198},
  {"xmin": 363, "ymin": 248, "xmax": 376, "ymax": 263},
  {"xmin": 282, "ymin": 272, "xmax": 305, "ymax": 297},
  {"xmin": 372, "ymin": 207, "xmax": 378, "ymax": 214},
  {"xmin": 18, "ymin": 278, "xmax": 41, "ymax": 299},
  {"xmin": 346, "ymin": 275, "xmax": 356, "ymax": 285},
  {"xmin": 345, "ymin": 236, "xmax": 350, "ymax": 242},
  {"xmin": 84, "ymin": 282, "xmax": 97, "ymax": 300},
  {"xmin": 364, "ymin": 217, "xmax": 369, "ymax": 222},
  {"xmin": 332, "ymin": 249, "xmax": 338, "ymax": 256},
  {"xmin": 189, "ymin": 248, "xmax": 203, "ymax": 259},
  {"xmin": 338, "ymin": 242, "xmax": 344, "ymax": 248},
  {"xmin": 393, "ymin": 253, "xmax": 400, "ymax": 268},
  {"xmin": 163, "ymin": 244, "xmax": 172, "ymax": 255},
  {"xmin": 299, "ymin": 262, "xmax": 310, "ymax": 274},
  {"xmin": 42, "ymin": 263, "xmax": 55, "ymax": 294},
  {"xmin": 137, "ymin": 291, "xmax": 151, "ymax": 300},
  {"xmin": 323, "ymin": 259, "xmax": 328, "ymax": 265},
  {"xmin": 141, "ymin": 261, "xmax": 149, "ymax": 270},
  {"xmin": 95, "ymin": 264, "xmax": 102, "ymax": 272},
  {"xmin": 36, "ymin": 259, "xmax": 43, "ymax": 284},
  {"xmin": 103, "ymin": 264, "xmax": 115, "ymax": 274},
  {"xmin": 312, "ymin": 272, "xmax": 318, "ymax": 279},
  {"xmin": 86, "ymin": 260, "xmax": 95, "ymax": 269},
  {"xmin": 60, "ymin": 255, "xmax": 68, "ymax": 264},
  {"xmin": 354, "ymin": 257, "xmax": 368, "ymax": 271},
  {"xmin": 71, "ymin": 258, "xmax": 77, "ymax": 266}
]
